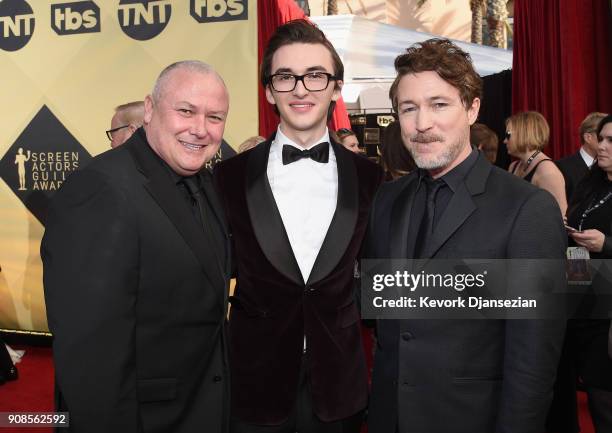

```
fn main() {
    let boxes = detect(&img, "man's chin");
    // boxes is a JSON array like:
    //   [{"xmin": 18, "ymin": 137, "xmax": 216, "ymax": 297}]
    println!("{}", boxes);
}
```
[{"xmin": 413, "ymin": 156, "xmax": 446, "ymax": 171}]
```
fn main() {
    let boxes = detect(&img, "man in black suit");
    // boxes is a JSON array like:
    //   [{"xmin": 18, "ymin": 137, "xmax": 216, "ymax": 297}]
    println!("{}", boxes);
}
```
[
  {"xmin": 365, "ymin": 39, "xmax": 567, "ymax": 433},
  {"xmin": 556, "ymin": 112, "xmax": 607, "ymax": 202},
  {"xmin": 42, "ymin": 61, "xmax": 231, "ymax": 433},
  {"xmin": 214, "ymin": 19, "xmax": 382, "ymax": 433}
]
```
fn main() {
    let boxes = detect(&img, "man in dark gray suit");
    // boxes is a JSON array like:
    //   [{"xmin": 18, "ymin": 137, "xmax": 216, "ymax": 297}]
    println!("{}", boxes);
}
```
[
  {"xmin": 556, "ymin": 111, "xmax": 607, "ymax": 202},
  {"xmin": 42, "ymin": 61, "xmax": 231, "ymax": 433},
  {"xmin": 366, "ymin": 39, "xmax": 567, "ymax": 433}
]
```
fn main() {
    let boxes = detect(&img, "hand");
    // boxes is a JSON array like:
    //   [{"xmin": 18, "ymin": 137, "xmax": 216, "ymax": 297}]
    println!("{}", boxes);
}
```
[{"xmin": 570, "ymin": 229, "xmax": 605, "ymax": 253}]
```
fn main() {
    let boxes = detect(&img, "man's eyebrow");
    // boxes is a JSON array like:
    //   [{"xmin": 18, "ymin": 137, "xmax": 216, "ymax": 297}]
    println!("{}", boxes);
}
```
[
  {"xmin": 272, "ymin": 65, "xmax": 331, "ymax": 75},
  {"xmin": 175, "ymin": 101, "xmax": 196, "ymax": 109},
  {"xmin": 398, "ymin": 95, "xmax": 452, "ymax": 106}
]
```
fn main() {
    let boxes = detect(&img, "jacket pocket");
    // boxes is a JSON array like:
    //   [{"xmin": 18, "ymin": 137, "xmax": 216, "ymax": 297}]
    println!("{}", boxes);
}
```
[
  {"xmin": 137, "ymin": 377, "xmax": 177, "ymax": 402},
  {"xmin": 452, "ymin": 375, "xmax": 502, "ymax": 384}
]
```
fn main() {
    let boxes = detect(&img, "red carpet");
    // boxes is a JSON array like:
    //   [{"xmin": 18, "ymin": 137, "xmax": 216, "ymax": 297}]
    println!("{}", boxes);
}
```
[
  {"xmin": 0, "ymin": 346, "xmax": 54, "ymax": 433},
  {"xmin": 0, "ymin": 344, "xmax": 597, "ymax": 433}
]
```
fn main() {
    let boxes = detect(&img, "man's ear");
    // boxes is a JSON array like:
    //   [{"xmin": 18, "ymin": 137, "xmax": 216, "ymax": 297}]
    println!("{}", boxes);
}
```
[
  {"xmin": 265, "ymin": 85, "xmax": 276, "ymax": 106},
  {"xmin": 467, "ymin": 97, "xmax": 481, "ymax": 125},
  {"xmin": 332, "ymin": 80, "xmax": 343, "ymax": 102},
  {"xmin": 143, "ymin": 95, "xmax": 154, "ymax": 124}
]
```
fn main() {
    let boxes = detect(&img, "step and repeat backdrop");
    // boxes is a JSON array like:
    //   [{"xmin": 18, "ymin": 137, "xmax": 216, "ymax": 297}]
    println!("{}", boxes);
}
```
[{"xmin": 0, "ymin": 0, "xmax": 257, "ymax": 333}]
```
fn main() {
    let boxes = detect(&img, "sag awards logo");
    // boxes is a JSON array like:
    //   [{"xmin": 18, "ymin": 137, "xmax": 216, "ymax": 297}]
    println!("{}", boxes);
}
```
[
  {"xmin": 118, "ymin": 0, "xmax": 172, "ymax": 41},
  {"xmin": 0, "ymin": 105, "xmax": 91, "ymax": 225},
  {"xmin": 204, "ymin": 139, "xmax": 235, "ymax": 171},
  {"xmin": 0, "ymin": 0, "xmax": 35, "ymax": 52},
  {"xmin": 12, "ymin": 147, "xmax": 79, "ymax": 191}
]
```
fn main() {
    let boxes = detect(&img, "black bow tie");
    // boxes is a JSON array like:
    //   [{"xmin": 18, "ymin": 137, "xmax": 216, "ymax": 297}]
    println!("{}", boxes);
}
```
[{"xmin": 282, "ymin": 142, "xmax": 330, "ymax": 165}]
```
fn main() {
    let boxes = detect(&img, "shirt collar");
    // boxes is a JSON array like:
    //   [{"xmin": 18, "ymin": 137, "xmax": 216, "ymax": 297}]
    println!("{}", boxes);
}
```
[
  {"xmin": 272, "ymin": 126, "xmax": 331, "ymax": 153},
  {"xmin": 418, "ymin": 148, "xmax": 479, "ymax": 192},
  {"xmin": 579, "ymin": 147, "xmax": 595, "ymax": 167}
]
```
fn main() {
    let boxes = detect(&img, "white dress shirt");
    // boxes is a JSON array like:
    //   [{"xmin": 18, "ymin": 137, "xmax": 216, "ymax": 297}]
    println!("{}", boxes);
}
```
[
  {"xmin": 580, "ymin": 147, "xmax": 595, "ymax": 167},
  {"xmin": 267, "ymin": 127, "xmax": 338, "ymax": 283}
]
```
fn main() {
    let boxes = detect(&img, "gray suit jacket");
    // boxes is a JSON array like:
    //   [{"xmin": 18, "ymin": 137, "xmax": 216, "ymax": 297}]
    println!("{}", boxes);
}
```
[{"xmin": 366, "ymin": 152, "xmax": 567, "ymax": 433}]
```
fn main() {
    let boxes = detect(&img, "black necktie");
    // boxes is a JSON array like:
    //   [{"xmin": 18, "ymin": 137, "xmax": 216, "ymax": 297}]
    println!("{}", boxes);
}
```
[
  {"xmin": 182, "ymin": 176, "xmax": 206, "ymax": 228},
  {"xmin": 415, "ymin": 177, "xmax": 444, "ymax": 257},
  {"xmin": 282, "ymin": 142, "xmax": 330, "ymax": 165}
]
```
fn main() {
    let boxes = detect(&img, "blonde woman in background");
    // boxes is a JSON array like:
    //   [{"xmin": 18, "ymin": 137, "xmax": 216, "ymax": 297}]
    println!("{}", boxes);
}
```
[{"xmin": 506, "ymin": 111, "xmax": 567, "ymax": 215}]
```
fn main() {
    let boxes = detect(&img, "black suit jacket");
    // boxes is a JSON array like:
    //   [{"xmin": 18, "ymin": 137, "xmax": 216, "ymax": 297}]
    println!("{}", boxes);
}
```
[
  {"xmin": 366, "ymin": 153, "xmax": 567, "ymax": 433},
  {"xmin": 213, "ymin": 137, "xmax": 383, "ymax": 424},
  {"xmin": 41, "ymin": 129, "xmax": 230, "ymax": 433},
  {"xmin": 556, "ymin": 150, "xmax": 589, "ymax": 203}
]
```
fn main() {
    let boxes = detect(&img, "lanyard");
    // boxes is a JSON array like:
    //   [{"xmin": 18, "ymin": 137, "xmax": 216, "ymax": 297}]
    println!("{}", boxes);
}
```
[{"xmin": 578, "ymin": 191, "xmax": 612, "ymax": 231}]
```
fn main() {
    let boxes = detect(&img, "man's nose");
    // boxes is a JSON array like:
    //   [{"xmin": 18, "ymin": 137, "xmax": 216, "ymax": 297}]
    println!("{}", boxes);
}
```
[
  {"xmin": 190, "ymin": 115, "xmax": 208, "ymax": 137},
  {"xmin": 415, "ymin": 109, "xmax": 432, "ymax": 131},
  {"xmin": 292, "ymin": 78, "xmax": 308, "ymax": 97}
]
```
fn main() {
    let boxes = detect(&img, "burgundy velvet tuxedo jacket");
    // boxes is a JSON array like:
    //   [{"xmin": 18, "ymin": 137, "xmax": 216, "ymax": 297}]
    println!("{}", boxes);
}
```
[{"xmin": 214, "ymin": 137, "xmax": 383, "ymax": 424}]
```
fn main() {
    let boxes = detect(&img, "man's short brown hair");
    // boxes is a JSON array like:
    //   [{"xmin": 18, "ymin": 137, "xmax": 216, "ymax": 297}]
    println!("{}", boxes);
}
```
[
  {"xmin": 389, "ymin": 38, "xmax": 482, "ymax": 112},
  {"xmin": 260, "ymin": 19, "xmax": 343, "ymax": 88},
  {"xmin": 579, "ymin": 112, "xmax": 607, "ymax": 144}
]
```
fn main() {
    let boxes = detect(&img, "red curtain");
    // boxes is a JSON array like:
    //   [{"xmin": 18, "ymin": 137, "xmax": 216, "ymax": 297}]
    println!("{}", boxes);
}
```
[
  {"xmin": 257, "ymin": 0, "xmax": 351, "ymax": 138},
  {"xmin": 512, "ymin": 0, "xmax": 612, "ymax": 159}
]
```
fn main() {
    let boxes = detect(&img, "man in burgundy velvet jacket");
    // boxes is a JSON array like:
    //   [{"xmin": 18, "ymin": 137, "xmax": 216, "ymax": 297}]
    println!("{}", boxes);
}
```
[{"xmin": 214, "ymin": 20, "xmax": 383, "ymax": 433}]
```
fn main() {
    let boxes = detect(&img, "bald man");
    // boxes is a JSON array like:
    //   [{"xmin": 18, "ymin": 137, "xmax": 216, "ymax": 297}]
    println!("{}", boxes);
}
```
[
  {"xmin": 107, "ymin": 101, "xmax": 145, "ymax": 148},
  {"xmin": 43, "ymin": 61, "xmax": 231, "ymax": 433}
]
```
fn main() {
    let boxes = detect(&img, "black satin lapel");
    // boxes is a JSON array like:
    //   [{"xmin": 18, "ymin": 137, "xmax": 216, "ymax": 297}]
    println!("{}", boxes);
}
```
[
  {"xmin": 307, "ymin": 142, "xmax": 358, "ymax": 286},
  {"xmin": 127, "ymin": 136, "xmax": 226, "ymax": 309},
  {"xmin": 390, "ymin": 178, "xmax": 418, "ymax": 258},
  {"xmin": 246, "ymin": 141, "xmax": 304, "ymax": 286},
  {"xmin": 423, "ymin": 182, "xmax": 476, "ymax": 259}
]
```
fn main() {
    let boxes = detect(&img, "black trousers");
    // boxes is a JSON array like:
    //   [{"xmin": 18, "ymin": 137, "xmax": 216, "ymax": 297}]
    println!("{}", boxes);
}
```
[{"xmin": 230, "ymin": 356, "xmax": 364, "ymax": 433}]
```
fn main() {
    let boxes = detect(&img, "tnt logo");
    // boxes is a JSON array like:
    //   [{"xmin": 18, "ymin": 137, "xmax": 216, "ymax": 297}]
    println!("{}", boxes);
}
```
[
  {"xmin": 118, "ymin": 0, "xmax": 171, "ymax": 41},
  {"xmin": 52, "ymin": 1, "xmax": 100, "ymax": 35},
  {"xmin": 190, "ymin": 0, "xmax": 247, "ymax": 23},
  {"xmin": 0, "ymin": 0, "xmax": 35, "ymax": 52}
]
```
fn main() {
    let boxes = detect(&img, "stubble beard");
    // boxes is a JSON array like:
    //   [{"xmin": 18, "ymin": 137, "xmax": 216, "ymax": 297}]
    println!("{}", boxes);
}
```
[{"xmin": 405, "ymin": 130, "xmax": 469, "ymax": 171}]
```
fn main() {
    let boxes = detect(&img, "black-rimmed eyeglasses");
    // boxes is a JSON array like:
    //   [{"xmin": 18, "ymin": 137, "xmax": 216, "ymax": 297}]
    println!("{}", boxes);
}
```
[
  {"xmin": 106, "ymin": 125, "xmax": 129, "ymax": 141},
  {"xmin": 268, "ymin": 72, "xmax": 339, "ymax": 92}
]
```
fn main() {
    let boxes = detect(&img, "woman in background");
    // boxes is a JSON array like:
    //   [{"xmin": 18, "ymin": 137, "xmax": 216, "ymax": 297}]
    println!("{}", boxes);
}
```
[
  {"xmin": 336, "ymin": 128, "xmax": 362, "ymax": 154},
  {"xmin": 470, "ymin": 122, "xmax": 499, "ymax": 164},
  {"xmin": 379, "ymin": 121, "xmax": 415, "ymax": 180},
  {"xmin": 552, "ymin": 115, "xmax": 612, "ymax": 433},
  {"xmin": 506, "ymin": 111, "xmax": 567, "ymax": 215}
]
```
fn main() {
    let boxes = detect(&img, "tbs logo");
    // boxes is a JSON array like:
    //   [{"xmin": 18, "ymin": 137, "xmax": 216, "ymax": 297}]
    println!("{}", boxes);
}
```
[
  {"xmin": 0, "ymin": 0, "xmax": 35, "ymax": 52},
  {"xmin": 190, "ymin": 0, "xmax": 247, "ymax": 23},
  {"xmin": 118, "ymin": 0, "xmax": 172, "ymax": 41},
  {"xmin": 52, "ymin": 1, "xmax": 100, "ymax": 35}
]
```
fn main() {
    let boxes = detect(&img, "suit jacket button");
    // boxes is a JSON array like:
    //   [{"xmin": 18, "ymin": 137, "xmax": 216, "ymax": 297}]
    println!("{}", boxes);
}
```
[
  {"xmin": 401, "ymin": 332, "xmax": 413, "ymax": 341},
  {"xmin": 213, "ymin": 375, "xmax": 222, "ymax": 382}
]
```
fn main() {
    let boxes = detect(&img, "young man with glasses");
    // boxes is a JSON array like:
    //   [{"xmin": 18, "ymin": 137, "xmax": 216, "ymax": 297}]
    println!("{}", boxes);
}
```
[
  {"xmin": 106, "ymin": 101, "xmax": 144, "ymax": 148},
  {"xmin": 214, "ymin": 19, "xmax": 383, "ymax": 433}
]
